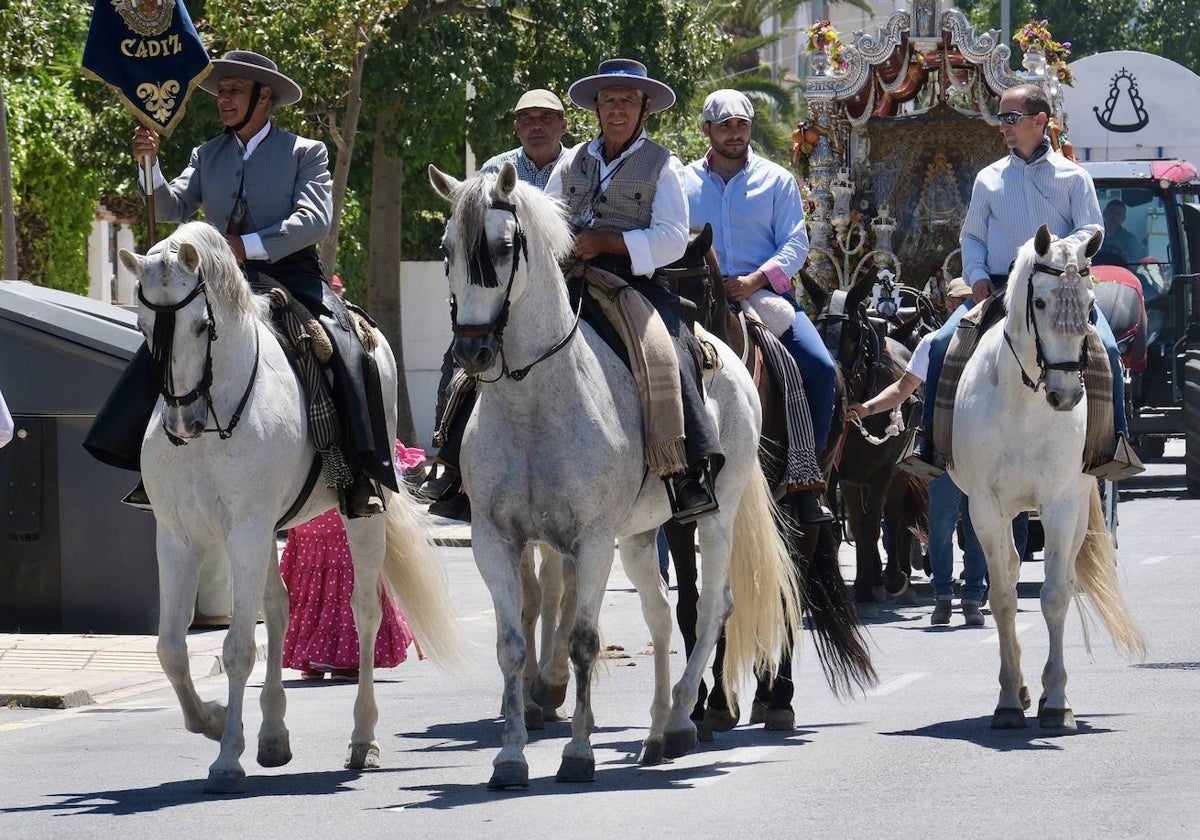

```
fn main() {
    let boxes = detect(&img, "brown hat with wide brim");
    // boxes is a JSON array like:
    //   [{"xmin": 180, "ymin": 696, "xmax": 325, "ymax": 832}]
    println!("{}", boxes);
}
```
[{"xmin": 198, "ymin": 50, "xmax": 302, "ymax": 106}]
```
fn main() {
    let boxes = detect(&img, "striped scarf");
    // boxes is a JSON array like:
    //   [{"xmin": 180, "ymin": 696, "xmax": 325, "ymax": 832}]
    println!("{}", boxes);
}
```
[{"xmin": 745, "ymin": 318, "xmax": 822, "ymax": 486}]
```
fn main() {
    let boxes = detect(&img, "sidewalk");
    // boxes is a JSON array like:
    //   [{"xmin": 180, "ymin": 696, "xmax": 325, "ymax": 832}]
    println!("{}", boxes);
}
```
[{"xmin": 0, "ymin": 516, "xmax": 472, "ymax": 710}]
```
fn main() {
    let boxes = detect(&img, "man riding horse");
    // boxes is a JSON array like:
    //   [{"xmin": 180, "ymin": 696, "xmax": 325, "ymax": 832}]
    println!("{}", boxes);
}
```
[
  {"xmin": 85, "ymin": 50, "xmax": 395, "ymax": 518},
  {"xmin": 544, "ymin": 59, "xmax": 723, "ymax": 523}
]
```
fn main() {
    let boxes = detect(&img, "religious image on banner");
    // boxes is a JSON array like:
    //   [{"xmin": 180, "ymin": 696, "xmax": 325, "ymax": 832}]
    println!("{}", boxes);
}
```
[{"xmin": 82, "ymin": 0, "xmax": 212, "ymax": 137}]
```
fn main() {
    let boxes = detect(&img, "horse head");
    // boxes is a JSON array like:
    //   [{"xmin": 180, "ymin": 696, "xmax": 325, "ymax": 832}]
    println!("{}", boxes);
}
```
[
  {"xmin": 121, "ymin": 221, "xmax": 260, "ymax": 441},
  {"xmin": 430, "ymin": 161, "xmax": 573, "ymax": 378},
  {"xmin": 809, "ymin": 266, "xmax": 882, "ymax": 392},
  {"xmin": 1005, "ymin": 224, "xmax": 1103, "ymax": 410}
]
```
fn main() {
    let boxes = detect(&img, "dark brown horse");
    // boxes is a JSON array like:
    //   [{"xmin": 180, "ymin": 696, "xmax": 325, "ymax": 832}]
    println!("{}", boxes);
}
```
[
  {"xmin": 798, "ymin": 269, "xmax": 928, "ymax": 616},
  {"xmin": 661, "ymin": 227, "xmax": 876, "ymax": 734}
]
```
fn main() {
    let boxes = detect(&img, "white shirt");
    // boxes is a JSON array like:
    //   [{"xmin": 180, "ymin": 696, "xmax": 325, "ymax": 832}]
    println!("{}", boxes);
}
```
[
  {"xmin": 141, "ymin": 121, "xmax": 274, "ymax": 261},
  {"xmin": 905, "ymin": 331, "xmax": 935, "ymax": 382},
  {"xmin": 0, "ymin": 387, "xmax": 13, "ymax": 448},
  {"xmin": 545, "ymin": 131, "xmax": 688, "ymax": 278}
]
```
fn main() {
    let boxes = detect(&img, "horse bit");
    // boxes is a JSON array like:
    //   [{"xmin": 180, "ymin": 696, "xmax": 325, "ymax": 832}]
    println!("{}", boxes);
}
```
[
  {"xmin": 449, "ymin": 198, "xmax": 581, "ymax": 382},
  {"xmin": 138, "ymin": 272, "xmax": 260, "ymax": 445},
  {"xmin": 1004, "ymin": 260, "xmax": 1091, "ymax": 392}
]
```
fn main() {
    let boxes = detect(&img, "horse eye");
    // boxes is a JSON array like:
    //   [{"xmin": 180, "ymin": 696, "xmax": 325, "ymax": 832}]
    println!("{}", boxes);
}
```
[
  {"xmin": 1034, "ymin": 299, "xmax": 1047, "ymax": 310},
  {"xmin": 194, "ymin": 319, "xmax": 210, "ymax": 336}
]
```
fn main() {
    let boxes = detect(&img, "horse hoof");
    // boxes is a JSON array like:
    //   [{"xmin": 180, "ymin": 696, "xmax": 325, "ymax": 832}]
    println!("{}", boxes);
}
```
[
  {"xmin": 763, "ymin": 708, "xmax": 796, "ymax": 731},
  {"xmin": 1039, "ymin": 707, "xmax": 1077, "ymax": 730},
  {"xmin": 871, "ymin": 585, "xmax": 888, "ymax": 603},
  {"xmin": 748, "ymin": 700, "xmax": 770, "ymax": 725},
  {"xmin": 531, "ymin": 676, "xmax": 568, "ymax": 710},
  {"xmin": 525, "ymin": 704, "xmax": 545, "ymax": 731},
  {"xmin": 344, "ymin": 742, "xmax": 381, "ymax": 770},
  {"xmin": 640, "ymin": 738, "xmax": 666, "ymax": 765},
  {"xmin": 257, "ymin": 733, "xmax": 292, "ymax": 768},
  {"xmin": 663, "ymin": 726, "xmax": 699, "ymax": 759},
  {"xmin": 203, "ymin": 768, "xmax": 246, "ymax": 795},
  {"xmin": 694, "ymin": 718, "xmax": 714, "ymax": 742},
  {"xmin": 703, "ymin": 706, "xmax": 739, "ymax": 732},
  {"xmin": 555, "ymin": 756, "xmax": 595, "ymax": 783},
  {"xmin": 990, "ymin": 707, "xmax": 1028, "ymax": 729},
  {"xmin": 855, "ymin": 600, "xmax": 879, "ymax": 620},
  {"xmin": 884, "ymin": 575, "xmax": 909, "ymax": 599},
  {"xmin": 543, "ymin": 705, "xmax": 564, "ymax": 723},
  {"xmin": 487, "ymin": 760, "xmax": 530, "ymax": 790}
]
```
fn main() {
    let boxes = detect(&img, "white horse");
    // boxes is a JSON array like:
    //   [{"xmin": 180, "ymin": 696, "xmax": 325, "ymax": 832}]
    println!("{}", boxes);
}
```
[
  {"xmin": 429, "ymin": 163, "xmax": 802, "ymax": 789},
  {"xmin": 950, "ymin": 225, "xmax": 1147, "ymax": 729},
  {"xmin": 120, "ymin": 221, "xmax": 462, "ymax": 793}
]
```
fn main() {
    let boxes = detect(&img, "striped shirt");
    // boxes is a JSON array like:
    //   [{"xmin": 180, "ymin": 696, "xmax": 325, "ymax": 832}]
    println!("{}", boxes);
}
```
[
  {"xmin": 479, "ymin": 145, "xmax": 565, "ymax": 191},
  {"xmin": 960, "ymin": 142, "xmax": 1103, "ymax": 285}
]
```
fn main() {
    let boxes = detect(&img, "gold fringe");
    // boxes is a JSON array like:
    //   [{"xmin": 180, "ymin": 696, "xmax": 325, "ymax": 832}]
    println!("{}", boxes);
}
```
[{"xmin": 646, "ymin": 437, "xmax": 687, "ymax": 477}]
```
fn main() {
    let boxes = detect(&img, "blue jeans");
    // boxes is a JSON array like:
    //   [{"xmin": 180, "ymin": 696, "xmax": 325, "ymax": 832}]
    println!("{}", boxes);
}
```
[
  {"xmin": 778, "ymin": 299, "xmax": 838, "ymax": 452},
  {"xmin": 924, "ymin": 300, "xmax": 1127, "ymax": 439},
  {"xmin": 928, "ymin": 473, "xmax": 988, "ymax": 604}
]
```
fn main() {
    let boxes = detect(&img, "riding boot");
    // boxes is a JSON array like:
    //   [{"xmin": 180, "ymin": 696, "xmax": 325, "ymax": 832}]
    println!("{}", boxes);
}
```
[
  {"xmin": 666, "ymin": 460, "xmax": 719, "ymax": 524},
  {"xmin": 84, "ymin": 344, "xmax": 158, "ymax": 473},
  {"xmin": 341, "ymin": 475, "xmax": 385, "ymax": 519},
  {"xmin": 896, "ymin": 430, "xmax": 946, "ymax": 482},
  {"xmin": 791, "ymin": 487, "xmax": 834, "ymax": 524},
  {"xmin": 418, "ymin": 461, "xmax": 462, "ymax": 503}
]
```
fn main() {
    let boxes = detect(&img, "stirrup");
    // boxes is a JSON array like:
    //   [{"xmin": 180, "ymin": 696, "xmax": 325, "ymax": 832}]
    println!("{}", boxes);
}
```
[
  {"xmin": 897, "ymin": 451, "xmax": 945, "ymax": 482},
  {"xmin": 665, "ymin": 463, "xmax": 719, "ymax": 525},
  {"xmin": 1084, "ymin": 434, "xmax": 1145, "ymax": 482},
  {"xmin": 121, "ymin": 480, "xmax": 154, "ymax": 513}
]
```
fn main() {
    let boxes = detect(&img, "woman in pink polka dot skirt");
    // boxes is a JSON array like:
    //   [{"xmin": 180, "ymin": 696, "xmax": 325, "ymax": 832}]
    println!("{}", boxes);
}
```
[{"xmin": 281, "ymin": 441, "xmax": 427, "ymax": 681}]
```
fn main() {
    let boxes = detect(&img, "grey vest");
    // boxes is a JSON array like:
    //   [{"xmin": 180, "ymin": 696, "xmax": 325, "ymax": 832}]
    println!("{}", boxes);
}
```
[{"xmin": 563, "ymin": 139, "xmax": 672, "ymax": 233}]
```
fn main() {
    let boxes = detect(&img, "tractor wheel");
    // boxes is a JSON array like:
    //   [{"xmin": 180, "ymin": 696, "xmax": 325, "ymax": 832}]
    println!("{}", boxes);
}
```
[{"xmin": 1184, "ymin": 351, "xmax": 1200, "ymax": 497}]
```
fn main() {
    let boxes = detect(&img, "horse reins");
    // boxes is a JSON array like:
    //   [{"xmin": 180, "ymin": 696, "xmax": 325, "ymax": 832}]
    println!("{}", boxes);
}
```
[
  {"xmin": 451, "ymin": 198, "xmax": 581, "ymax": 382},
  {"xmin": 1003, "ymin": 260, "xmax": 1090, "ymax": 392},
  {"xmin": 138, "ymin": 273, "xmax": 260, "ymax": 445}
]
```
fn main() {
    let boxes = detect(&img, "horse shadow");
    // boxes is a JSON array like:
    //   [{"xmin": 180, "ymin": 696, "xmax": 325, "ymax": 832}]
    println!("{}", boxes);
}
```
[
  {"xmin": 881, "ymin": 713, "xmax": 1125, "ymax": 752},
  {"xmin": 396, "ymin": 718, "xmax": 626, "ymax": 753},
  {"xmin": 0, "ymin": 768, "xmax": 405, "ymax": 816}
]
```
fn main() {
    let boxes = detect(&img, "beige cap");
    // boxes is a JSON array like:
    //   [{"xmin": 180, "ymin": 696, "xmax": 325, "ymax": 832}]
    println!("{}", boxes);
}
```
[
  {"xmin": 946, "ymin": 277, "xmax": 973, "ymax": 299},
  {"xmin": 514, "ymin": 89, "xmax": 564, "ymax": 113}
]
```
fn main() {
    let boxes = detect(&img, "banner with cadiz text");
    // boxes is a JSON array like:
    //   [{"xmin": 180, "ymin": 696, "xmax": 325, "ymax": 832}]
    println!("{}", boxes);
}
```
[{"xmin": 82, "ymin": 0, "xmax": 211, "ymax": 137}]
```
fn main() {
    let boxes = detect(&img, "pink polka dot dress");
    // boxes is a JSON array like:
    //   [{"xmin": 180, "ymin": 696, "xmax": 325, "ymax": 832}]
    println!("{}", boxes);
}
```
[{"xmin": 280, "ymin": 441, "xmax": 426, "ymax": 675}]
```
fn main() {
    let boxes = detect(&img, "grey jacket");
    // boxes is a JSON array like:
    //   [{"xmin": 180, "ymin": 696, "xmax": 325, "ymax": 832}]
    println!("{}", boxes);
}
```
[{"xmin": 152, "ymin": 125, "xmax": 333, "ymax": 263}]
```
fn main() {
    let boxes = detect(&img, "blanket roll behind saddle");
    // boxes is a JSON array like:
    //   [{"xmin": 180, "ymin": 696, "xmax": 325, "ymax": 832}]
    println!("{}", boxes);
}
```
[{"xmin": 932, "ymin": 304, "xmax": 1114, "ymax": 472}]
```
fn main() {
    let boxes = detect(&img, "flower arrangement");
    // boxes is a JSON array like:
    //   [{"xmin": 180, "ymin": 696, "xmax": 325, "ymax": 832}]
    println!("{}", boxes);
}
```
[
  {"xmin": 806, "ymin": 20, "xmax": 849, "ymax": 71},
  {"xmin": 1014, "ymin": 18, "xmax": 1074, "ymax": 86}
]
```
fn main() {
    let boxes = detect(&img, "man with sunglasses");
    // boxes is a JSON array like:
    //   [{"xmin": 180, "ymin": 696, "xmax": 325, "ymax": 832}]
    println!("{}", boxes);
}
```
[
  {"xmin": 92, "ymin": 51, "xmax": 395, "ymax": 519},
  {"xmin": 910, "ymin": 83, "xmax": 1140, "ymax": 482}
]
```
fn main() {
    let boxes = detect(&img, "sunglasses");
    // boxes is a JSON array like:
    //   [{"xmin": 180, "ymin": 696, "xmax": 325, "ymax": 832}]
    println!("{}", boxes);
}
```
[{"xmin": 997, "ymin": 111, "xmax": 1039, "ymax": 126}]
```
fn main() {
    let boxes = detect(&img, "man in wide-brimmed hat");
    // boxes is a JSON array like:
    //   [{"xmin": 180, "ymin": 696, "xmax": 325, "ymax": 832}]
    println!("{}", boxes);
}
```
[
  {"xmin": 103, "ymin": 50, "xmax": 393, "ymax": 518},
  {"xmin": 545, "ymin": 58, "xmax": 722, "ymax": 523}
]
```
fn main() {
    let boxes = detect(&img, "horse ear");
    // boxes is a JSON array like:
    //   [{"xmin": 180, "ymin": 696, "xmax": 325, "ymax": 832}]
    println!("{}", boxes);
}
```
[
  {"xmin": 845, "ymin": 266, "xmax": 876, "ymax": 312},
  {"xmin": 1085, "ymin": 228, "xmax": 1104, "ymax": 259},
  {"xmin": 496, "ymin": 161, "xmax": 518, "ymax": 200},
  {"xmin": 1035, "ymin": 224, "xmax": 1052, "ymax": 256},
  {"xmin": 696, "ymin": 223, "xmax": 713, "ymax": 255},
  {"xmin": 118, "ymin": 248, "xmax": 144, "ymax": 277},
  {"xmin": 889, "ymin": 312, "xmax": 920, "ymax": 345},
  {"xmin": 178, "ymin": 242, "xmax": 201, "ymax": 275},
  {"xmin": 798, "ymin": 269, "xmax": 828, "ymax": 311},
  {"xmin": 428, "ymin": 164, "xmax": 461, "ymax": 202}
]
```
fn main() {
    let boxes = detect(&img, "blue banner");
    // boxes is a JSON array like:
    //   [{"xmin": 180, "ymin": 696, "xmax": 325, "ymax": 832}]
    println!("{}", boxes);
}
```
[{"xmin": 82, "ymin": 0, "xmax": 211, "ymax": 137}]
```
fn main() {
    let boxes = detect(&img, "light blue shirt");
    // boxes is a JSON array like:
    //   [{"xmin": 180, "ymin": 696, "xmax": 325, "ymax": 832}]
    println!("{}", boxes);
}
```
[
  {"xmin": 960, "ymin": 143, "xmax": 1103, "ymax": 285},
  {"xmin": 682, "ymin": 148, "xmax": 809, "ymax": 294},
  {"xmin": 479, "ymin": 146, "xmax": 565, "ymax": 191}
]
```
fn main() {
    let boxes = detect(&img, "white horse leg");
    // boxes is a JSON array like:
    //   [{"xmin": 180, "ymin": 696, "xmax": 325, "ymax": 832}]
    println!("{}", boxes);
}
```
[
  {"xmin": 556, "ymin": 538, "xmax": 616, "ymax": 783},
  {"xmin": 343, "ymin": 513, "xmax": 387, "ymax": 769},
  {"xmin": 535, "ymin": 546, "xmax": 567, "ymax": 722},
  {"xmin": 156, "ymin": 530, "xmax": 227, "ymax": 741},
  {"xmin": 969, "ymin": 494, "xmax": 1028, "ymax": 729},
  {"xmin": 473, "ymin": 529, "xmax": 530, "ymax": 790},
  {"xmin": 518, "ymin": 543, "xmax": 544, "ymax": 729},
  {"xmin": 616, "ymin": 532, "xmax": 673, "ymax": 765},
  {"xmin": 1036, "ymin": 486, "xmax": 1089, "ymax": 730},
  {"xmin": 665, "ymin": 519, "xmax": 734, "ymax": 759},
  {"xmin": 256, "ymin": 542, "xmax": 291, "ymax": 768},
  {"xmin": 205, "ymin": 523, "xmax": 275, "ymax": 794}
]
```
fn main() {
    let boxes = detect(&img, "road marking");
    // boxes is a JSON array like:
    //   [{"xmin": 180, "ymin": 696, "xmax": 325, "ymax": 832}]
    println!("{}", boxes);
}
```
[
  {"xmin": 981, "ymin": 620, "xmax": 1033, "ymax": 643},
  {"xmin": 865, "ymin": 672, "xmax": 927, "ymax": 696},
  {"xmin": 1140, "ymin": 555, "xmax": 1170, "ymax": 566}
]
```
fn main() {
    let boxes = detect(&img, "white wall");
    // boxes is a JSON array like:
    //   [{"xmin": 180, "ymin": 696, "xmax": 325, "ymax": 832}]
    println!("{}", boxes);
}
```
[{"xmin": 399, "ymin": 261, "xmax": 453, "ymax": 451}]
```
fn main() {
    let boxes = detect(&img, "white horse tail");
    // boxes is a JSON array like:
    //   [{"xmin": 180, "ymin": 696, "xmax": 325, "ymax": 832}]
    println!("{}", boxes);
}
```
[
  {"xmin": 1073, "ymin": 482, "xmax": 1149, "ymax": 660},
  {"xmin": 722, "ymin": 457, "xmax": 805, "ymax": 709},
  {"xmin": 381, "ymin": 485, "xmax": 469, "ymax": 668}
]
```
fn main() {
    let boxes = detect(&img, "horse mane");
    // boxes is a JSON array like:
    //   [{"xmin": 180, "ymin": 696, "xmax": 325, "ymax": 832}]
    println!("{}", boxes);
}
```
[
  {"xmin": 1004, "ymin": 235, "xmax": 1037, "ymax": 327},
  {"xmin": 450, "ymin": 172, "xmax": 574, "ymax": 278},
  {"xmin": 155, "ymin": 221, "xmax": 272, "ymax": 327}
]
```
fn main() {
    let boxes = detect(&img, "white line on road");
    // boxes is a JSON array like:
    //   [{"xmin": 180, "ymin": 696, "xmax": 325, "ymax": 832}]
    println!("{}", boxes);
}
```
[
  {"xmin": 865, "ymin": 672, "xmax": 928, "ymax": 696},
  {"xmin": 1140, "ymin": 555, "xmax": 1170, "ymax": 565}
]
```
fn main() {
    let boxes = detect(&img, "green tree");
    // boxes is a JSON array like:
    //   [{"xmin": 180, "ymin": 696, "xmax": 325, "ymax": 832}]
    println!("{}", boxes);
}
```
[
  {"xmin": 1136, "ymin": 0, "xmax": 1200, "ymax": 74},
  {"xmin": 955, "ymin": 0, "xmax": 1141, "ymax": 62}
]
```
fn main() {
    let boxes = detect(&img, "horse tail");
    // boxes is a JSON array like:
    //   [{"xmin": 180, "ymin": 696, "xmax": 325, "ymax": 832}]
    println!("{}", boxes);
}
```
[
  {"xmin": 722, "ymin": 458, "xmax": 804, "ymax": 710},
  {"xmin": 793, "ymin": 515, "xmax": 878, "ymax": 696},
  {"xmin": 381, "ymin": 485, "xmax": 469, "ymax": 668},
  {"xmin": 1072, "ymin": 482, "xmax": 1148, "ymax": 660}
]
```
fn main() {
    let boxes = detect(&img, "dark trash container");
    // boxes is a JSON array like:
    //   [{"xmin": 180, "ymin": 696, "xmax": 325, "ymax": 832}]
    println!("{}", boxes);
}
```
[{"xmin": 0, "ymin": 281, "xmax": 159, "ymax": 633}]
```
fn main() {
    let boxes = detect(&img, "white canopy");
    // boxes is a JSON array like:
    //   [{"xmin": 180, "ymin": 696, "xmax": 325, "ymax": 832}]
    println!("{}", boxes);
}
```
[{"xmin": 1063, "ymin": 51, "xmax": 1200, "ymax": 163}]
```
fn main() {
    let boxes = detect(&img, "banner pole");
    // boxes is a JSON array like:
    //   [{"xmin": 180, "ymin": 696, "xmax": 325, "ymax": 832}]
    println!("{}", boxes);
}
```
[{"xmin": 141, "ymin": 153, "xmax": 157, "ymax": 247}]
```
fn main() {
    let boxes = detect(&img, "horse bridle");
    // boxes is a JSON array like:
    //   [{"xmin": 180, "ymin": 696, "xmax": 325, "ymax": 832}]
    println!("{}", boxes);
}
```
[
  {"xmin": 1003, "ymin": 260, "xmax": 1090, "ymax": 392},
  {"xmin": 137, "ymin": 272, "xmax": 259, "ymax": 445},
  {"xmin": 450, "ymin": 198, "xmax": 580, "ymax": 382}
]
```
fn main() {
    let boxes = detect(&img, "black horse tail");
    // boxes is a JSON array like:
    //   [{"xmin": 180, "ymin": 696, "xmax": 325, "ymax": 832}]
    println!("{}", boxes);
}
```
[{"xmin": 786, "ymin": 497, "xmax": 878, "ymax": 696}]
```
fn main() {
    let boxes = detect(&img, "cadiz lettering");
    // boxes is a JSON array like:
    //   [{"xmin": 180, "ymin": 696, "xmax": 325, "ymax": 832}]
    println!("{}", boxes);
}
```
[{"xmin": 120, "ymin": 34, "xmax": 184, "ymax": 58}]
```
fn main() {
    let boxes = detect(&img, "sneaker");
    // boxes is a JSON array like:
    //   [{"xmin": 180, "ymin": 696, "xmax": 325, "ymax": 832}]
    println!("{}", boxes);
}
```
[
  {"xmin": 931, "ymin": 599, "xmax": 952, "ymax": 625},
  {"xmin": 962, "ymin": 602, "xmax": 986, "ymax": 627}
]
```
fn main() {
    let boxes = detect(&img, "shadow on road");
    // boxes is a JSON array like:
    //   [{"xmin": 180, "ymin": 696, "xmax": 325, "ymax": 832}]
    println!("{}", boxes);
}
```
[{"xmin": 881, "ymin": 713, "xmax": 1122, "ymax": 752}]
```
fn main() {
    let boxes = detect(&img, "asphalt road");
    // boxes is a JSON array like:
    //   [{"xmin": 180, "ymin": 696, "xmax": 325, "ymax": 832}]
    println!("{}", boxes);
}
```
[{"xmin": 1, "ymin": 444, "xmax": 1197, "ymax": 839}]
